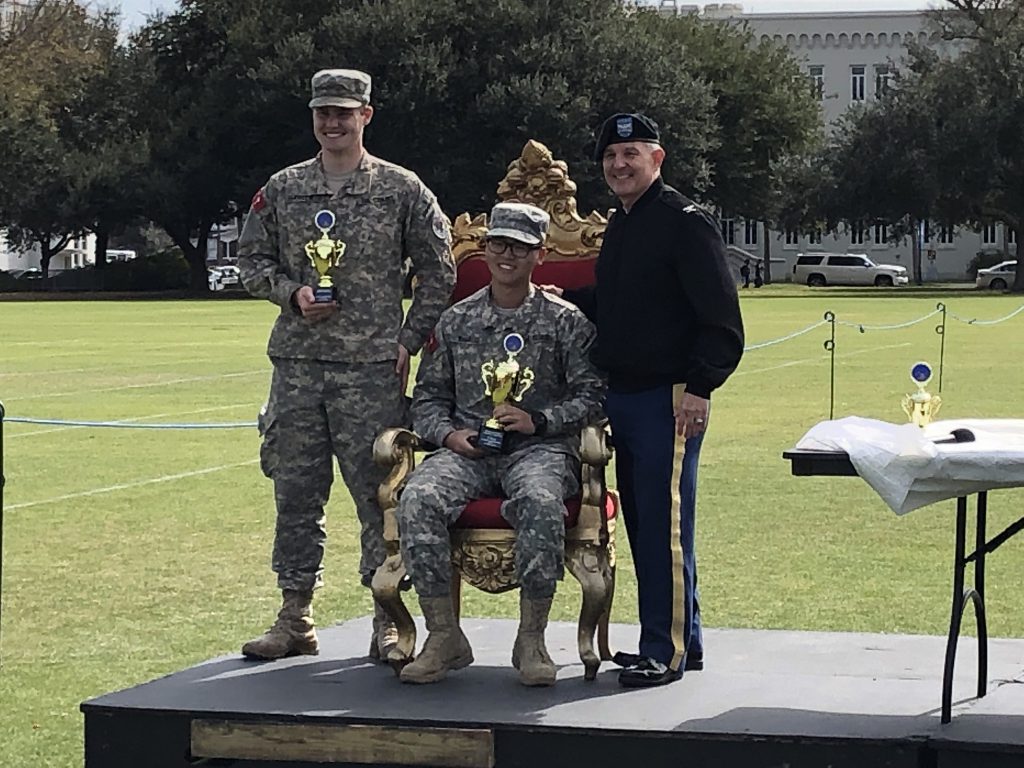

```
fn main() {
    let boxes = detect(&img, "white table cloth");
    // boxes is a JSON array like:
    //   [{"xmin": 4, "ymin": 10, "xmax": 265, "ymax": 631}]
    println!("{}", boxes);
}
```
[{"xmin": 796, "ymin": 417, "xmax": 1024, "ymax": 514}]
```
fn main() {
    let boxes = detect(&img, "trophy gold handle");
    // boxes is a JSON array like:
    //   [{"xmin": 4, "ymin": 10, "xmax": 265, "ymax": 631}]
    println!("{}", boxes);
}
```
[
  {"xmin": 511, "ymin": 368, "xmax": 535, "ymax": 401},
  {"xmin": 481, "ymin": 361, "xmax": 496, "ymax": 397}
]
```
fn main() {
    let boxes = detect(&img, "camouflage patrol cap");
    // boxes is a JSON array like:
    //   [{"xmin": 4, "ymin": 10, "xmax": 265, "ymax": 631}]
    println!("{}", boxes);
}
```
[
  {"xmin": 486, "ymin": 202, "xmax": 549, "ymax": 246},
  {"xmin": 309, "ymin": 69, "xmax": 371, "ymax": 109}
]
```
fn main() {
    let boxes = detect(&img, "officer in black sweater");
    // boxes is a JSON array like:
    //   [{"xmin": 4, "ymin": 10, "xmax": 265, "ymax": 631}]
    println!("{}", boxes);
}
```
[{"xmin": 555, "ymin": 113, "xmax": 744, "ymax": 687}]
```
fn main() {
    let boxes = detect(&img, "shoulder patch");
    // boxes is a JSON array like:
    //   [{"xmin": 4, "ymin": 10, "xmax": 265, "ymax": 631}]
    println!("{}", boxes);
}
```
[
  {"xmin": 424, "ymin": 331, "xmax": 439, "ymax": 355},
  {"xmin": 251, "ymin": 188, "xmax": 267, "ymax": 213},
  {"xmin": 431, "ymin": 207, "xmax": 451, "ymax": 243}
]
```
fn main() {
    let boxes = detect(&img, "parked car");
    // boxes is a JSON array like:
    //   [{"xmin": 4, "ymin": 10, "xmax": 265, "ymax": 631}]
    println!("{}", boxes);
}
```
[
  {"xmin": 792, "ymin": 252, "xmax": 909, "ymax": 287},
  {"xmin": 8, "ymin": 267, "xmax": 41, "ymax": 280},
  {"xmin": 975, "ymin": 260, "xmax": 1017, "ymax": 290},
  {"xmin": 207, "ymin": 264, "xmax": 241, "ymax": 291}
]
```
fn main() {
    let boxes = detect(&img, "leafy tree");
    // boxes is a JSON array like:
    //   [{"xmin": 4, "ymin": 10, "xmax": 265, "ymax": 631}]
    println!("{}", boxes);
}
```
[
  {"xmin": 130, "ymin": 0, "xmax": 819, "ymax": 292},
  {"xmin": 59, "ymin": 14, "xmax": 150, "ymax": 271},
  {"xmin": 925, "ymin": 0, "xmax": 1024, "ymax": 291},
  {"xmin": 0, "ymin": 1, "xmax": 118, "ymax": 276},
  {"xmin": 129, "ymin": 0, "xmax": 328, "ymax": 290}
]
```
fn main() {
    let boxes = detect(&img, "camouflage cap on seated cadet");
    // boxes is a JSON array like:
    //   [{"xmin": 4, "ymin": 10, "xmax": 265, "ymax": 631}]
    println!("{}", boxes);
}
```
[
  {"xmin": 593, "ymin": 112, "xmax": 661, "ymax": 160},
  {"xmin": 486, "ymin": 202, "xmax": 550, "ymax": 246},
  {"xmin": 309, "ymin": 69, "xmax": 371, "ymax": 109}
]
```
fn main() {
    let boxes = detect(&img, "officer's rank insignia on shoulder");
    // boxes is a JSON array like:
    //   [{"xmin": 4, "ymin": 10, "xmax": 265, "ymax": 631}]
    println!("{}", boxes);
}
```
[{"xmin": 251, "ymin": 188, "xmax": 267, "ymax": 213}]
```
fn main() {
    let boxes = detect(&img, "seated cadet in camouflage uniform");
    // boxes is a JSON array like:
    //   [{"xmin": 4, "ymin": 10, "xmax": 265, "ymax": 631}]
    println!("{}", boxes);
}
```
[
  {"xmin": 396, "ymin": 202, "xmax": 605, "ymax": 687},
  {"xmin": 237, "ymin": 68, "xmax": 456, "ymax": 662}
]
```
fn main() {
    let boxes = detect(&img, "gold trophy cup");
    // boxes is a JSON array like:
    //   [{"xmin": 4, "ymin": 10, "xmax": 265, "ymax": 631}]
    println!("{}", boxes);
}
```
[
  {"xmin": 478, "ymin": 333, "xmax": 535, "ymax": 452},
  {"xmin": 304, "ymin": 209, "xmax": 346, "ymax": 303},
  {"xmin": 901, "ymin": 361, "xmax": 942, "ymax": 427}
]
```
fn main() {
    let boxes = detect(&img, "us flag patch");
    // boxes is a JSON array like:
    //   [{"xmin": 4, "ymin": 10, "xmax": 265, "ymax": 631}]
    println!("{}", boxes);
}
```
[{"xmin": 251, "ymin": 188, "xmax": 267, "ymax": 212}]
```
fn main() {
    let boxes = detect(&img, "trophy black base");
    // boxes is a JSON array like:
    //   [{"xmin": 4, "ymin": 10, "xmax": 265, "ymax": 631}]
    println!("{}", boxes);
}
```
[
  {"xmin": 313, "ymin": 285, "xmax": 337, "ymax": 304},
  {"xmin": 476, "ymin": 422, "xmax": 506, "ymax": 453}
]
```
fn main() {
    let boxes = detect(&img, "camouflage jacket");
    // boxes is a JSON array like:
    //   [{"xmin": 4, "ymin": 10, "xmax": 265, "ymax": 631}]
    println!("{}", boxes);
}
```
[
  {"xmin": 413, "ymin": 286, "xmax": 606, "ymax": 454},
  {"xmin": 238, "ymin": 152, "xmax": 456, "ymax": 362}
]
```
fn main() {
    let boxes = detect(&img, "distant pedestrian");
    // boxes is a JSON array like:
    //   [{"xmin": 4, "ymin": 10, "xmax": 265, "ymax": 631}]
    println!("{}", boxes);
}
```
[
  {"xmin": 753, "ymin": 260, "xmax": 763, "ymax": 288},
  {"xmin": 740, "ymin": 259, "xmax": 751, "ymax": 288}
]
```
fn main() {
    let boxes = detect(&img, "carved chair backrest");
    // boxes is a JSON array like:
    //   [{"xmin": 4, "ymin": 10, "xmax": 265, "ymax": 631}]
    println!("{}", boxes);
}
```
[{"xmin": 449, "ymin": 140, "xmax": 608, "ymax": 302}]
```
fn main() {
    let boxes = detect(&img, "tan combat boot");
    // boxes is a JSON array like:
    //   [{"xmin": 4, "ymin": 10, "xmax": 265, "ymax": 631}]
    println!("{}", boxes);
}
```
[
  {"xmin": 398, "ymin": 596, "xmax": 473, "ymax": 684},
  {"xmin": 369, "ymin": 599, "xmax": 400, "ymax": 662},
  {"xmin": 241, "ymin": 589, "xmax": 319, "ymax": 660},
  {"xmin": 511, "ymin": 594, "xmax": 556, "ymax": 686}
]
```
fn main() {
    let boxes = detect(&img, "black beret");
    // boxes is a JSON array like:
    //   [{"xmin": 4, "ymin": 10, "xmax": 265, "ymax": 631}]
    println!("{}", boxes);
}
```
[{"xmin": 593, "ymin": 113, "xmax": 661, "ymax": 161}]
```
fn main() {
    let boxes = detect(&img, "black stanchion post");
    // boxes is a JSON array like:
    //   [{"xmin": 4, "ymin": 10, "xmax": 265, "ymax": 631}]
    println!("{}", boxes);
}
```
[
  {"xmin": 823, "ymin": 311, "xmax": 836, "ymax": 420},
  {"xmin": 936, "ymin": 302, "xmax": 947, "ymax": 392}
]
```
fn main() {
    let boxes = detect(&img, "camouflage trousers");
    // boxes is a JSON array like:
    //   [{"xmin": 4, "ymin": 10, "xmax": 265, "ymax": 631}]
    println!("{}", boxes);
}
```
[
  {"xmin": 260, "ymin": 357, "xmax": 408, "ymax": 592},
  {"xmin": 396, "ymin": 444, "xmax": 580, "ymax": 600}
]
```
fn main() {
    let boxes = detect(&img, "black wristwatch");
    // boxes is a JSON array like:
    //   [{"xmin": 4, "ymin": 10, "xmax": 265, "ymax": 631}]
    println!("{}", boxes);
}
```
[{"xmin": 529, "ymin": 410, "xmax": 549, "ymax": 437}]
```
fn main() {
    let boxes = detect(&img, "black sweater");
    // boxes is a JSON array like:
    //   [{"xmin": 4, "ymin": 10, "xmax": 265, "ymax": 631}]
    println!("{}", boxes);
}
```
[{"xmin": 564, "ymin": 178, "xmax": 744, "ymax": 398}]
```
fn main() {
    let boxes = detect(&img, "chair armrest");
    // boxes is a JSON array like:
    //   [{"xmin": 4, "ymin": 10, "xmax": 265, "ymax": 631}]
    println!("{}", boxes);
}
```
[
  {"xmin": 373, "ymin": 429, "xmax": 420, "ymax": 540},
  {"xmin": 578, "ymin": 423, "xmax": 614, "ymax": 543},
  {"xmin": 581, "ymin": 423, "xmax": 613, "ymax": 467},
  {"xmin": 373, "ymin": 427, "xmax": 420, "ymax": 471}
]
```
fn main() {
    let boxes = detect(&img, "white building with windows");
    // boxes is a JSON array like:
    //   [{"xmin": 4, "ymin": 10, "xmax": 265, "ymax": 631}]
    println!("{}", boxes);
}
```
[
  {"xmin": 645, "ymin": 2, "xmax": 1017, "ymax": 282},
  {"xmin": 0, "ymin": 232, "xmax": 97, "ymax": 274}
]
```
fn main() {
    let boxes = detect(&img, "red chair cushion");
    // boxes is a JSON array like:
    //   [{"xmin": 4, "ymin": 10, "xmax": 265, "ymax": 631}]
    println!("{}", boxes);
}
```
[
  {"xmin": 454, "ymin": 494, "xmax": 617, "ymax": 530},
  {"xmin": 451, "ymin": 255, "xmax": 597, "ymax": 303}
]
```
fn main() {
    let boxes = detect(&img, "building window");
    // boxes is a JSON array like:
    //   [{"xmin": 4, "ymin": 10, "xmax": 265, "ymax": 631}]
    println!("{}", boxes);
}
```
[
  {"xmin": 874, "ymin": 223, "xmax": 889, "ymax": 244},
  {"xmin": 785, "ymin": 229, "xmax": 799, "ymax": 246},
  {"xmin": 982, "ymin": 223, "xmax": 997, "ymax": 245},
  {"xmin": 875, "ymin": 65, "xmax": 893, "ymax": 97},
  {"xmin": 721, "ymin": 215, "xmax": 735, "ymax": 245},
  {"xmin": 809, "ymin": 65, "xmax": 824, "ymax": 100},
  {"xmin": 851, "ymin": 66, "xmax": 865, "ymax": 101},
  {"xmin": 744, "ymin": 220, "xmax": 758, "ymax": 246},
  {"xmin": 809, "ymin": 229, "xmax": 822, "ymax": 246},
  {"xmin": 850, "ymin": 221, "xmax": 866, "ymax": 245},
  {"xmin": 1009, "ymin": 227, "xmax": 1017, "ymax": 245},
  {"xmin": 937, "ymin": 224, "xmax": 954, "ymax": 244}
]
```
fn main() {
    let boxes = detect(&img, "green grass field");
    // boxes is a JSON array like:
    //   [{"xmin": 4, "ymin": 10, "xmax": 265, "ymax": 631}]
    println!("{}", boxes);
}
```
[{"xmin": 1, "ymin": 285, "xmax": 1023, "ymax": 766}]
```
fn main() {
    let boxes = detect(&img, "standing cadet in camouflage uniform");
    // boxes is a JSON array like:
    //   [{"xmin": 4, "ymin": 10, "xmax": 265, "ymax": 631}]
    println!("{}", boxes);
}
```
[
  {"xmin": 237, "ymin": 69, "xmax": 456, "ymax": 661},
  {"xmin": 396, "ymin": 202, "xmax": 605, "ymax": 687}
]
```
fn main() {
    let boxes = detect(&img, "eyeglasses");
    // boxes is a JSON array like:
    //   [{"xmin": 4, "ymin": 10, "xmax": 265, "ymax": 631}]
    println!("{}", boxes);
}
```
[{"xmin": 483, "ymin": 238, "xmax": 538, "ymax": 260}]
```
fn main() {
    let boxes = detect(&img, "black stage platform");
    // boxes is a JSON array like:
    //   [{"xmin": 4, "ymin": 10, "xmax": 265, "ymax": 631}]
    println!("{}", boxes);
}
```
[{"xmin": 82, "ymin": 617, "xmax": 1024, "ymax": 768}]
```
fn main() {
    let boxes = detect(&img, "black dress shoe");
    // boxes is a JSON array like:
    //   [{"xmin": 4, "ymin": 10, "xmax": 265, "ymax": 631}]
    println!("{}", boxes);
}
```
[
  {"xmin": 613, "ymin": 650, "xmax": 703, "ymax": 672},
  {"xmin": 618, "ymin": 657, "xmax": 683, "ymax": 688}
]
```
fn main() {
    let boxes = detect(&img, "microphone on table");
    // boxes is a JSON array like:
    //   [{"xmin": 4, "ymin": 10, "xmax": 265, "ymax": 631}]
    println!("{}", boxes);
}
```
[{"xmin": 932, "ymin": 428, "xmax": 975, "ymax": 445}]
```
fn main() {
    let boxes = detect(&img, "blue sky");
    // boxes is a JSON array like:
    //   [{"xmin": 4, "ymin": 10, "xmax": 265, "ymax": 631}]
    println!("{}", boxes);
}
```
[{"xmin": 115, "ymin": 0, "xmax": 941, "ymax": 29}]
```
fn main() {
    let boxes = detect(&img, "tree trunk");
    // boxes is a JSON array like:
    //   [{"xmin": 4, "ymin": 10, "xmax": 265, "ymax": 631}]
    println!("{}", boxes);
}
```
[
  {"xmin": 762, "ymin": 221, "xmax": 772, "ymax": 284},
  {"xmin": 911, "ymin": 218, "xmax": 923, "ymax": 286},
  {"xmin": 163, "ymin": 221, "xmax": 212, "ymax": 294},
  {"xmin": 40, "ymin": 244, "xmax": 52, "ymax": 279},
  {"xmin": 94, "ymin": 226, "xmax": 109, "ymax": 270},
  {"xmin": 37, "ymin": 232, "xmax": 70, "ymax": 279}
]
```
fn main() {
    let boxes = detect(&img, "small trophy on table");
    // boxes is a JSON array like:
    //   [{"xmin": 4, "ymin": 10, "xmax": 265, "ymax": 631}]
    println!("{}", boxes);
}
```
[
  {"xmin": 901, "ymin": 361, "xmax": 942, "ymax": 427},
  {"xmin": 478, "ymin": 333, "xmax": 535, "ymax": 452},
  {"xmin": 304, "ymin": 209, "xmax": 346, "ymax": 303}
]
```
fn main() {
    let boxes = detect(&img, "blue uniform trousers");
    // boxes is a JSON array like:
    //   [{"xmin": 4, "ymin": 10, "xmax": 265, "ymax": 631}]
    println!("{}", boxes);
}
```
[{"xmin": 605, "ymin": 385, "xmax": 703, "ymax": 672}]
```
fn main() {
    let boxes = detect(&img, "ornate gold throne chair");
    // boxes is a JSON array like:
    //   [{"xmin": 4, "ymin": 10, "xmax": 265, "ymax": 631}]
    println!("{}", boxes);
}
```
[{"xmin": 371, "ymin": 140, "xmax": 618, "ymax": 681}]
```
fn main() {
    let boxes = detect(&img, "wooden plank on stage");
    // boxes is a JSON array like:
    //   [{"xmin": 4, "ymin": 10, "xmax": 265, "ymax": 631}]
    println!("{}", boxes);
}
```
[{"xmin": 191, "ymin": 719, "xmax": 495, "ymax": 767}]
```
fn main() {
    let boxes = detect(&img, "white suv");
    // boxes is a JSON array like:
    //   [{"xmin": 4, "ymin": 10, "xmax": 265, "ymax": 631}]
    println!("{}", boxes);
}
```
[{"xmin": 792, "ymin": 252, "xmax": 909, "ymax": 287}]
